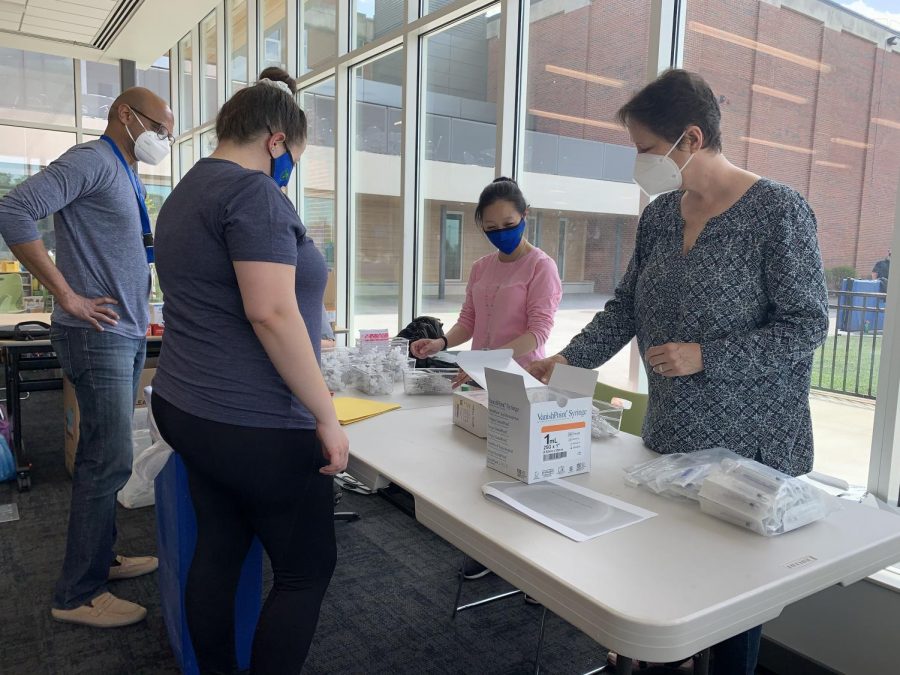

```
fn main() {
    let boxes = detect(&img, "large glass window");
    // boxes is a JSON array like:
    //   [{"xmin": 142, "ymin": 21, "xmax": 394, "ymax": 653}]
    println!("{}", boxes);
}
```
[
  {"xmin": 0, "ymin": 47, "xmax": 75, "ymax": 126},
  {"xmin": 178, "ymin": 33, "xmax": 194, "ymax": 134},
  {"xmin": 303, "ymin": 1, "xmax": 337, "ymax": 73},
  {"xmin": 424, "ymin": 0, "xmax": 458, "ymax": 14},
  {"xmin": 178, "ymin": 140, "xmax": 195, "ymax": 180},
  {"xmin": 419, "ymin": 8, "xmax": 501, "ymax": 338},
  {"xmin": 351, "ymin": 50, "xmax": 404, "ymax": 332},
  {"xmin": 201, "ymin": 11, "xmax": 219, "ymax": 123},
  {"xmin": 519, "ymin": 0, "xmax": 650, "ymax": 386},
  {"xmin": 683, "ymin": 0, "xmax": 900, "ymax": 486},
  {"xmin": 0, "ymin": 127, "xmax": 76, "ymax": 258},
  {"xmin": 354, "ymin": 0, "xmax": 404, "ymax": 49},
  {"xmin": 201, "ymin": 129, "xmax": 218, "ymax": 158},
  {"xmin": 300, "ymin": 78, "xmax": 337, "ymax": 277},
  {"xmin": 228, "ymin": 0, "xmax": 250, "ymax": 93},
  {"xmin": 80, "ymin": 61, "xmax": 119, "ymax": 131},
  {"xmin": 137, "ymin": 56, "xmax": 171, "ymax": 105},
  {"xmin": 261, "ymin": 0, "xmax": 288, "ymax": 70}
]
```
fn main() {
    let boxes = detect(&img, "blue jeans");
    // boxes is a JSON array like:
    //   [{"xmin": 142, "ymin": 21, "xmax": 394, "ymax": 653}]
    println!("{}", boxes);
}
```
[
  {"xmin": 711, "ymin": 625, "xmax": 762, "ymax": 674},
  {"xmin": 51, "ymin": 324, "xmax": 146, "ymax": 609}
]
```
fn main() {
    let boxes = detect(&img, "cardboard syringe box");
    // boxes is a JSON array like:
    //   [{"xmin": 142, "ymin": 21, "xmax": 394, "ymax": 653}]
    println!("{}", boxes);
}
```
[
  {"xmin": 485, "ymin": 364, "xmax": 597, "ymax": 484},
  {"xmin": 452, "ymin": 388, "xmax": 489, "ymax": 438}
]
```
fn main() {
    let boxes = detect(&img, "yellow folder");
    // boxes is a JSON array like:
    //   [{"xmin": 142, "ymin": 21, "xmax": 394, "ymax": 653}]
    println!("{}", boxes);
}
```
[{"xmin": 333, "ymin": 397, "xmax": 401, "ymax": 425}]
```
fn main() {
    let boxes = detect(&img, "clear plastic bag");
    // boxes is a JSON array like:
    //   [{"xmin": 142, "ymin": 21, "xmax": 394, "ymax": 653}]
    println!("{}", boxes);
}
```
[
  {"xmin": 591, "ymin": 402, "xmax": 624, "ymax": 438},
  {"xmin": 626, "ymin": 449, "xmax": 839, "ymax": 534},
  {"xmin": 699, "ymin": 458, "xmax": 838, "ymax": 536},
  {"xmin": 130, "ymin": 387, "xmax": 174, "ymax": 489},
  {"xmin": 624, "ymin": 447, "xmax": 736, "ymax": 501},
  {"xmin": 133, "ymin": 440, "xmax": 174, "ymax": 485},
  {"xmin": 118, "ymin": 408, "xmax": 165, "ymax": 509}
]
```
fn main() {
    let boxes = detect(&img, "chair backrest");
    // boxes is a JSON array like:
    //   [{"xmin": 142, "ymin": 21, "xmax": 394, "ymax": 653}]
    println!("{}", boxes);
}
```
[
  {"xmin": 594, "ymin": 381, "xmax": 648, "ymax": 437},
  {"xmin": 0, "ymin": 273, "xmax": 24, "ymax": 313}
]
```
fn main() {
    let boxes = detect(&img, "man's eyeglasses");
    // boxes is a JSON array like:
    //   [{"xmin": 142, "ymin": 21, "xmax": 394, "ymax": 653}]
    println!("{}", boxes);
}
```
[{"xmin": 130, "ymin": 106, "xmax": 175, "ymax": 146}]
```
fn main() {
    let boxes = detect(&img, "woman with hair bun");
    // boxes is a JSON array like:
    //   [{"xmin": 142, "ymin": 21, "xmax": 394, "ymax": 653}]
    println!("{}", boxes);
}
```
[{"xmin": 151, "ymin": 67, "xmax": 346, "ymax": 674}]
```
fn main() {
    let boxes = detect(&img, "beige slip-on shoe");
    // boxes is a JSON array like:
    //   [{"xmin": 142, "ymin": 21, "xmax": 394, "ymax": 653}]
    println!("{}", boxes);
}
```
[
  {"xmin": 51, "ymin": 592, "xmax": 147, "ymax": 628},
  {"xmin": 108, "ymin": 554, "xmax": 158, "ymax": 581}
]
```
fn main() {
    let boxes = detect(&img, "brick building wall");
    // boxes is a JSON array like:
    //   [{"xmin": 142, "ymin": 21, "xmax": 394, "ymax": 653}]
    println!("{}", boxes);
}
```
[
  {"xmin": 350, "ymin": 0, "xmax": 900, "ymax": 297},
  {"xmin": 683, "ymin": 0, "xmax": 900, "ymax": 277}
]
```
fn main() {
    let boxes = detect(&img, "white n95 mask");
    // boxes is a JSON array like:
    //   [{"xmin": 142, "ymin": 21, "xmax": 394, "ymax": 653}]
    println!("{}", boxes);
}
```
[
  {"xmin": 133, "ymin": 131, "xmax": 171, "ymax": 166},
  {"xmin": 632, "ymin": 131, "xmax": 694, "ymax": 196},
  {"xmin": 125, "ymin": 107, "xmax": 171, "ymax": 166}
]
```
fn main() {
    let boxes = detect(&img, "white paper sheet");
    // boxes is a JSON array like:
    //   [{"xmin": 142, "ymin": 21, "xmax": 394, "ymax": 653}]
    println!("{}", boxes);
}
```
[
  {"xmin": 482, "ymin": 479, "xmax": 656, "ymax": 542},
  {"xmin": 457, "ymin": 349, "xmax": 544, "ymax": 391}
]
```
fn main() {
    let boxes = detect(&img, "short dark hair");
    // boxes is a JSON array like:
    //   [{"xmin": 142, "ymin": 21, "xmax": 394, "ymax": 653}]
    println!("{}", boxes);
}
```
[
  {"xmin": 474, "ymin": 177, "xmax": 529, "ymax": 225},
  {"xmin": 617, "ymin": 69, "xmax": 722, "ymax": 152},
  {"xmin": 216, "ymin": 67, "xmax": 307, "ymax": 146}
]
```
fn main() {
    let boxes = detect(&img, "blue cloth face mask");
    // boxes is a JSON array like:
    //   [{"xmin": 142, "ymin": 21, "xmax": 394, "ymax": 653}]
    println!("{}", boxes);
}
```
[
  {"xmin": 270, "ymin": 146, "xmax": 294, "ymax": 188},
  {"xmin": 267, "ymin": 127, "xmax": 295, "ymax": 188},
  {"xmin": 485, "ymin": 218, "xmax": 526, "ymax": 255}
]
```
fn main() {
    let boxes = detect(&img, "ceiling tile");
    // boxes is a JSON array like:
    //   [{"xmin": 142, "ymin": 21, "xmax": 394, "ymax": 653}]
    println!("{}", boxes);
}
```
[
  {"xmin": 21, "ymin": 20, "xmax": 98, "ymax": 39},
  {"xmin": 28, "ymin": 1, "xmax": 108, "ymax": 20},
  {"xmin": 26, "ymin": 7, "xmax": 104, "ymax": 28}
]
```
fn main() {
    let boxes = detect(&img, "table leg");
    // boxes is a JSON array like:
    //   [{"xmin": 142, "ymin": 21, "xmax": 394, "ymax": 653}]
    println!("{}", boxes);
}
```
[
  {"xmin": 7, "ymin": 349, "xmax": 30, "ymax": 491},
  {"xmin": 533, "ymin": 606, "xmax": 548, "ymax": 675},
  {"xmin": 694, "ymin": 649, "xmax": 710, "ymax": 675}
]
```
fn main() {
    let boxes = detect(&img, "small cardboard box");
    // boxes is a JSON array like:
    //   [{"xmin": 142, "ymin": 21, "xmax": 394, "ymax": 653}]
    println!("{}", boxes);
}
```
[
  {"xmin": 149, "ymin": 302, "xmax": 164, "ymax": 336},
  {"xmin": 149, "ymin": 302, "xmax": 164, "ymax": 325},
  {"xmin": 64, "ymin": 368, "xmax": 156, "ymax": 476},
  {"xmin": 453, "ymin": 388, "xmax": 489, "ymax": 438},
  {"xmin": 485, "ymin": 364, "xmax": 597, "ymax": 484}
]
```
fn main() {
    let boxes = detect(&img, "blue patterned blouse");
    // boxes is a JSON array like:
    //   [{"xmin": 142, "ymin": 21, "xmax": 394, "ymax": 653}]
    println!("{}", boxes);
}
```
[{"xmin": 561, "ymin": 179, "xmax": 829, "ymax": 476}]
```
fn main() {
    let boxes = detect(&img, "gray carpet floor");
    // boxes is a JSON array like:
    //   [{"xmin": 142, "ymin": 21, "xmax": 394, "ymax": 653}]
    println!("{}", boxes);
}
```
[{"xmin": 0, "ymin": 391, "xmax": 610, "ymax": 674}]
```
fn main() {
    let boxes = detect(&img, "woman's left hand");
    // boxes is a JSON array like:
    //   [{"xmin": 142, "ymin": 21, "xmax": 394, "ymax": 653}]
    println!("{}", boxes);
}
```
[{"xmin": 646, "ymin": 342, "xmax": 703, "ymax": 377}]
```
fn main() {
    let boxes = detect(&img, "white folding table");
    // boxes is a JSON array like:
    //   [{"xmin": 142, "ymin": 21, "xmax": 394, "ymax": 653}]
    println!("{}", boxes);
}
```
[{"xmin": 343, "ymin": 404, "xmax": 900, "ymax": 672}]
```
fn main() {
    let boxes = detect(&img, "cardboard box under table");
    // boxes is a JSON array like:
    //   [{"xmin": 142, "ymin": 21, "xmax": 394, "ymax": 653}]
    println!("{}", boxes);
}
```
[{"xmin": 484, "ymin": 364, "xmax": 597, "ymax": 484}]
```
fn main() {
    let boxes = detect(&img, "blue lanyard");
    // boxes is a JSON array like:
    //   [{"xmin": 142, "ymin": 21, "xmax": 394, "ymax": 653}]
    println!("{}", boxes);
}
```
[{"xmin": 99, "ymin": 135, "xmax": 154, "ymax": 264}]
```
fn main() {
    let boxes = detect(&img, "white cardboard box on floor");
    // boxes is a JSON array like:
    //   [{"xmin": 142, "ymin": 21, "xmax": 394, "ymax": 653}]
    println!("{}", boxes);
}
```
[
  {"xmin": 453, "ymin": 388, "xmax": 489, "ymax": 438},
  {"xmin": 485, "ymin": 364, "xmax": 597, "ymax": 484}
]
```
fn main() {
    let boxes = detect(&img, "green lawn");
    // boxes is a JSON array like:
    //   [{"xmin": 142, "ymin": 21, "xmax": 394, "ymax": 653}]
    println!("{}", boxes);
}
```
[{"xmin": 812, "ymin": 334, "xmax": 882, "ymax": 397}]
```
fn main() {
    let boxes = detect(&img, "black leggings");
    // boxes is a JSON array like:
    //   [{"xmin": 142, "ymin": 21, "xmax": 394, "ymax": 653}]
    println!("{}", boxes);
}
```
[{"xmin": 152, "ymin": 394, "xmax": 336, "ymax": 675}]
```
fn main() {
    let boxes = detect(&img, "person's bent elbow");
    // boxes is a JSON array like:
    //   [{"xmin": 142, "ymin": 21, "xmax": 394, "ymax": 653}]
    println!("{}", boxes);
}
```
[{"xmin": 244, "ymin": 303, "xmax": 297, "ymax": 329}]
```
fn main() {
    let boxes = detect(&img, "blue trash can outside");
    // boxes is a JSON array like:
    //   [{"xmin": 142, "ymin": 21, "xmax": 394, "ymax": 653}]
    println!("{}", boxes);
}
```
[
  {"xmin": 837, "ymin": 278, "xmax": 885, "ymax": 333},
  {"xmin": 154, "ymin": 453, "xmax": 263, "ymax": 674}
]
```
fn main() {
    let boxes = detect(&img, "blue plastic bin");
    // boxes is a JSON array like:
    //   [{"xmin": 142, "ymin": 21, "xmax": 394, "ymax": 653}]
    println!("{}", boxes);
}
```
[
  {"xmin": 836, "ymin": 278, "xmax": 885, "ymax": 333},
  {"xmin": 154, "ymin": 453, "xmax": 263, "ymax": 674}
]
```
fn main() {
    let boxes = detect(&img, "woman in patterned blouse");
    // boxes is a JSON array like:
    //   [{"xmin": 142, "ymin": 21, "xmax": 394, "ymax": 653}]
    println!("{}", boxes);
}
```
[{"xmin": 528, "ymin": 70, "xmax": 829, "ymax": 673}]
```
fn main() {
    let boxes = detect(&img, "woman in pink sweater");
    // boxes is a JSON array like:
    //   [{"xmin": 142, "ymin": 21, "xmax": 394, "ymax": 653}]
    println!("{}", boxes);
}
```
[{"xmin": 411, "ymin": 177, "xmax": 562, "ymax": 368}]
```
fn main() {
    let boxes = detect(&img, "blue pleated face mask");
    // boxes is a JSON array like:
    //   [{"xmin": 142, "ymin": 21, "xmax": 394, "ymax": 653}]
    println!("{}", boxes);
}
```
[{"xmin": 485, "ymin": 218, "xmax": 526, "ymax": 255}]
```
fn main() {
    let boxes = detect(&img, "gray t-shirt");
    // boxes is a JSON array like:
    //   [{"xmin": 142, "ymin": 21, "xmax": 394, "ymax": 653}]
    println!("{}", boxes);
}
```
[
  {"xmin": 152, "ymin": 158, "xmax": 327, "ymax": 429},
  {"xmin": 0, "ymin": 139, "xmax": 150, "ymax": 338}
]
